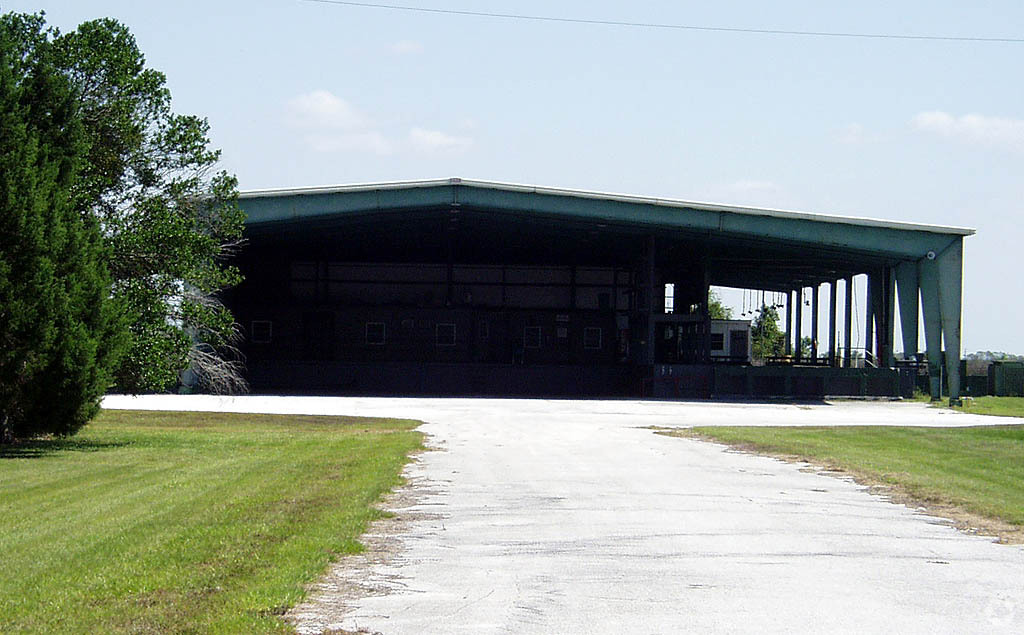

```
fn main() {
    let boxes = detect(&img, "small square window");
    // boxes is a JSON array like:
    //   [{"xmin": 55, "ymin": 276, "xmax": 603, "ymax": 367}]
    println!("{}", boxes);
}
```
[
  {"xmin": 365, "ymin": 322, "xmax": 386, "ymax": 345},
  {"xmin": 583, "ymin": 327, "xmax": 602, "ymax": 350},
  {"xmin": 436, "ymin": 323, "xmax": 456, "ymax": 347},
  {"xmin": 711, "ymin": 333, "xmax": 724, "ymax": 351},
  {"xmin": 251, "ymin": 320, "xmax": 273, "ymax": 344},
  {"xmin": 524, "ymin": 326, "xmax": 542, "ymax": 349}
]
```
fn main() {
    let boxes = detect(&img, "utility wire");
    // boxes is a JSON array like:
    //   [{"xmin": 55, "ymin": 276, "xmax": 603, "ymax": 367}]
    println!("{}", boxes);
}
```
[{"xmin": 302, "ymin": 0, "xmax": 1024, "ymax": 44}]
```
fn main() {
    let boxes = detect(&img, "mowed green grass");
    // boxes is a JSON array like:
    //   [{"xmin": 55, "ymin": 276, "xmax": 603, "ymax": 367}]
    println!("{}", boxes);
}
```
[
  {"xmin": 674, "ymin": 425, "xmax": 1024, "ymax": 529},
  {"xmin": 959, "ymin": 396, "xmax": 1024, "ymax": 418},
  {"xmin": 0, "ymin": 409, "xmax": 422, "ymax": 634}
]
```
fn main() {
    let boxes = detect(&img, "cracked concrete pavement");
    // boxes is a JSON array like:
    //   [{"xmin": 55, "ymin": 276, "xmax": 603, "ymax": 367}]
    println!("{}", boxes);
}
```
[{"xmin": 104, "ymin": 396, "xmax": 1024, "ymax": 633}]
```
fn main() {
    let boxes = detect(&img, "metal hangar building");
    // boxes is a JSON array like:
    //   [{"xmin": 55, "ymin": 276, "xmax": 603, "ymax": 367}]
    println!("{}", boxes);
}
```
[{"xmin": 227, "ymin": 178, "xmax": 973, "ymax": 402}]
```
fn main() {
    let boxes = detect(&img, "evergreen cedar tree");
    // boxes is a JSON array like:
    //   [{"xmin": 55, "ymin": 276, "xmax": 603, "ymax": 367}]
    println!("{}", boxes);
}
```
[{"xmin": 0, "ymin": 12, "xmax": 245, "ymax": 441}]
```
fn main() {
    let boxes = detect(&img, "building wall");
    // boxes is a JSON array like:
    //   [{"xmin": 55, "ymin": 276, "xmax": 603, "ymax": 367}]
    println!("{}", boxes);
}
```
[
  {"xmin": 242, "ymin": 306, "xmax": 620, "ymax": 367},
  {"xmin": 709, "ymin": 319, "xmax": 752, "ymax": 362},
  {"xmin": 229, "ymin": 258, "xmax": 648, "ymax": 392}
]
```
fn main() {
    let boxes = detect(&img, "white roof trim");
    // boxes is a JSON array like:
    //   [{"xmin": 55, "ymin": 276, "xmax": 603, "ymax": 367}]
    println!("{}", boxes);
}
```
[{"xmin": 239, "ymin": 177, "xmax": 975, "ymax": 236}]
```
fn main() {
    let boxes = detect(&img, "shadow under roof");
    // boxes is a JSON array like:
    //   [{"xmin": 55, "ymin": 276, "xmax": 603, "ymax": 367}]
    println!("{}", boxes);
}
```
[{"xmin": 237, "ymin": 178, "xmax": 973, "ymax": 289}]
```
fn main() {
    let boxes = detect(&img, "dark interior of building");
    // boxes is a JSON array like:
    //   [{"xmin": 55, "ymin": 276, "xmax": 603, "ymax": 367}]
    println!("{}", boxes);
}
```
[{"xmin": 226, "ymin": 179, "xmax": 971, "ymax": 400}]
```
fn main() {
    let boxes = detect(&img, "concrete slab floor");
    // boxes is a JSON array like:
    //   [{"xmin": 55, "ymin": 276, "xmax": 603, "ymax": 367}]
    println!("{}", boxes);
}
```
[{"xmin": 104, "ymin": 396, "xmax": 1024, "ymax": 634}]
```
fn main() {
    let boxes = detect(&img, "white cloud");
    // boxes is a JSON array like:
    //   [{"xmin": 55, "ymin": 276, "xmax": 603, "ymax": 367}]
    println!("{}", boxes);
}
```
[
  {"xmin": 911, "ymin": 110, "xmax": 1024, "ymax": 151},
  {"xmin": 285, "ymin": 90, "xmax": 393, "ymax": 155},
  {"xmin": 283, "ymin": 91, "xmax": 477, "ymax": 156},
  {"xmin": 285, "ymin": 90, "xmax": 367, "ymax": 130},
  {"xmin": 390, "ymin": 40, "xmax": 424, "ymax": 55},
  {"xmin": 409, "ymin": 127, "xmax": 473, "ymax": 154}
]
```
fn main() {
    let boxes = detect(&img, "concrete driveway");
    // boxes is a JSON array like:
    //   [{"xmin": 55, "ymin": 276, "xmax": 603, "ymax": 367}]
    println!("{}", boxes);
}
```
[{"xmin": 104, "ymin": 396, "xmax": 1024, "ymax": 633}]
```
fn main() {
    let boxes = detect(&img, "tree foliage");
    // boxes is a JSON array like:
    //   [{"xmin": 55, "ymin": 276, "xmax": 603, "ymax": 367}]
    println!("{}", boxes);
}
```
[
  {"xmin": 49, "ymin": 17, "xmax": 247, "ymax": 394},
  {"xmin": 798, "ymin": 336, "xmax": 813, "ymax": 359},
  {"xmin": 1, "ymin": 11, "xmax": 246, "ymax": 439},
  {"xmin": 751, "ymin": 304, "xmax": 785, "ymax": 360},
  {"xmin": 708, "ymin": 289, "xmax": 733, "ymax": 320},
  {"xmin": 0, "ymin": 13, "xmax": 125, "ymax": 439}
]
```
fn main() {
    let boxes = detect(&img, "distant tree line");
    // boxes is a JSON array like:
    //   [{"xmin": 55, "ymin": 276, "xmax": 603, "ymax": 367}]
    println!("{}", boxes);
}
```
[
  {"xmin": 966, "ymin": 351, "xmax": 1024, "ymax": 362},
  {"xmin": 1, "ymin": 12, "xmax": 245, "ymax": 442}
]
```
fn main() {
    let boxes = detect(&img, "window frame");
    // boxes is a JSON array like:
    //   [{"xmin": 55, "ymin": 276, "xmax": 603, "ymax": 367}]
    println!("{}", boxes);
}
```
[{"xmin": 710, "ymin": 332, "xmax": 725, "ymax": 351}]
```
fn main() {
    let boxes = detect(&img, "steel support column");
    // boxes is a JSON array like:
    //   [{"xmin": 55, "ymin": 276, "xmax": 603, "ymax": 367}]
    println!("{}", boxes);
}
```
[
  {"xmin": 919, "ymin": 259, "xmax": 943, "ymax": 400},
  {"xmin": 828, "ymin": 281, "xmax": 838, "ymax": 366},
  {"xmin": 844, "ymin": 276, "xmax": 853, "ymax": 367},
  {"xmin": 883, "ymin": 266, "xmax": 896, "ymax": 368},
  {"xmin": 865, "ymin": 273, "xmax": 875, "ymax": 361},
  {"xmin": 795, "ymin": 288, "xmax": 803, "ymax": 361},
  {"xmin": 870, "ymin": 272, "xmax": 885, "ymax": 363},
  {"xmin": 936, "ymin": 239, "xmax": 964, "ymax": 402},
  {"xmin": 811, "ymin": 285, "xmax": 820, "ymax": 360},
  {"xmin": 895, "ymin": 261, "xmax": 920, "ymax": 359},
  {"xmin": 784, "ymin": 290, "xmax": 793, "ymax": 356},
  {"xmin": 644, "ymin": 235, "xmax": 656, "ymax": 365}
]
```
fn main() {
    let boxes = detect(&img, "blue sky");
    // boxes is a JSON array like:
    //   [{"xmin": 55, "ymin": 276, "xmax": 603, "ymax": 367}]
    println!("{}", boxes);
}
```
[{"xmin": 11, "ymin": 1, "xmax": 1024, "ymax": 353}]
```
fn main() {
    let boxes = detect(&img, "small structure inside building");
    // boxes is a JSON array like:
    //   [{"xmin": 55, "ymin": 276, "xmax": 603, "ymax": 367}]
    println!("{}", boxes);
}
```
[
  {"xmin": 226, "ymin": 178, "xmax": 973, "ymax": 402},
  {"xmin": 709, "ymin": 320, "xmax": 752, "ymax": 363}
]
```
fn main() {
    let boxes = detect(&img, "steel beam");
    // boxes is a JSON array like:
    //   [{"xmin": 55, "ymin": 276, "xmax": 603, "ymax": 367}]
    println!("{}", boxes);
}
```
[
  {"xmin": 895, "ymin": 261, "xmax": 920, "ymax": 359},
  {"xmin": 828, "ymin": 281, "xmax": 837, "ymax": 366},
  {"xmin": 811, "ymin": 285, "xmax": 820, "ymax": 360},
  {"xmin": 844, "ymin": 276, "xmax": 853, "ymax": 367},
  {"xmin": 869, "ymin": 272, "xmax": 885, "ymax": 364},
  {"xmin": 919, "ymin": 259, "xmax": 943, "ymax": 400},
  {"xmin": 645, "ymin": 235, "xmax": 656, "ymax": 364},
  {"xmin": 795, "ymin": 288, "xmax": 804, "ymax": 361},
  {"xmin": 937, "ymin": 239, "xmax": 964, "ymax": 402},
  {"xmin": 883, "ymin": 266, "xmax": 896, "ymax": 368},
  {"xmin": 864, "ymin": 273, "xmax": 875, "ymax": 360},
  {"xmin": 785, "ymin": 291, "xmax": 793, "ymax": 356}
]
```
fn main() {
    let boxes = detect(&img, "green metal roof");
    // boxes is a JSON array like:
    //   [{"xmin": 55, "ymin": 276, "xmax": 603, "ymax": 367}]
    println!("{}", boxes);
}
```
[
  {"xmin": 241, "ymin": 177, "xmax": 973, "ymax": 237},
  {"xmin": 238, "ymin": 178, "xmax": 973, "ymax": 282}
]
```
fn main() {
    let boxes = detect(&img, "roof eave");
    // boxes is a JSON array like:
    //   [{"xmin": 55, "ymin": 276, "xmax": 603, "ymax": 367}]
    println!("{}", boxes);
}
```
[{"xmin": 238, "ymin": 177, "xmax": 976, "ymax": 237}]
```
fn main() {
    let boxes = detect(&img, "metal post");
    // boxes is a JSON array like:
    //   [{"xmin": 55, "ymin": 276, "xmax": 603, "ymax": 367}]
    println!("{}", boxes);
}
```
[
  {"xmin": 919, "ymin": 259, "xmax": 943, "ymax": 400},
  {"xmin": 644, "ymin": 235, "xmax": 656, "ymax": 365},
  {"xmin": 864, "ymin": 272, "xmax": 875, "ymax": 361},
  {"xmin": 883, "ymin": 266, "xmax": 896, "ymax": 368},
  {"xmin": 843, "ymin": 276, "xmax": 853, "ymax": 367},
  {"xmin": 828, "ymin": 280, "xmax": 838, "ymax": 366},
  {"xmin": 936, "ymin": 240, "xmax": 964, "ymax": 403},
  {"xmin": 870, "ymin": 272, "xmax": 884, "ymax": 364},
  {"xmin": 895, "ymin": 261, "xmax": 920, "ymax": 360},
  {"xmin": 445, "ymin": 218, "xmax": 454, "ymax": 306},
  {"xmin": 811, "ymin": 284, "xmax": 820, "ymax": 361},
  {"xmin": 784, "ymin": 290, "xmax": 793, "ymax": 356},
  {"xmin": 794, "ymin": 287, "xmax": 803, "ymax": 361}
]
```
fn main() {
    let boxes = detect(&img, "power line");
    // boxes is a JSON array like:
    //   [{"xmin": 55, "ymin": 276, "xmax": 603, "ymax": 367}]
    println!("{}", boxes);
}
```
[{"xmin": 302, "ymin": 0, "xmax": 1024, "ymax": 44}]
